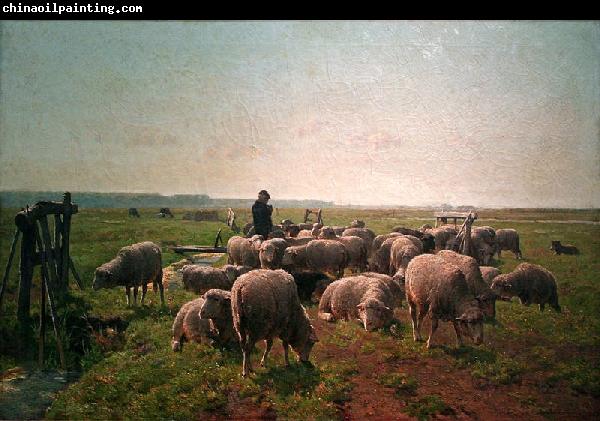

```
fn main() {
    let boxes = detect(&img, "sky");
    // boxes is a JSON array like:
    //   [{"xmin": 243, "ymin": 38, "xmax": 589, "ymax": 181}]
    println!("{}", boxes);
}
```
[{"xmin": 1, "ymin": 21, "xmax": 599, "ymax": 208}]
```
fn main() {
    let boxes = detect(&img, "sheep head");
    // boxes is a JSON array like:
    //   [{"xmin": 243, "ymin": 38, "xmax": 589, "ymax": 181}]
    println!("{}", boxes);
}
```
[{"xmin": 356, "ymin": 298, "xmax": 393, "ymax": 331}]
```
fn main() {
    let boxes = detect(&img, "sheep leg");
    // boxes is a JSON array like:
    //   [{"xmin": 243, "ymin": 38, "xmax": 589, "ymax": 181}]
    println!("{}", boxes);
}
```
[
  {"xmin": 427, "ymin": 317, "xmax": 439, "ymax": 349},
  {"xmin": 408, "ymin": 301, "xmax": 421, "ymax": 342},
  {"xmin": 132, "ymin": 286, "xmax": 138, "ymax": 306},
  {"xmin": 141, "ymin": 283, "xmax": 148, "ymax": 305},
  {"xmin": 155, "ymin": 268, "xmax": 165, "ymax": 306},
  {"xmin": 241, "ymin": 336, "xmax": 255, "ymax": 377},
  {"xmin": 260, "ymin": 338, "xmax": 273, "ymax": 367},
  {"xmin": 125, "ymin": 286, "xmax": 131, "ymax": 306},
  {"xmin": 282, "ymin": 340, "xmax": 290, "ymax": 367},
  {"xmin": 452, "ymin": 320, "xmax": 464, "ymax": 347},
  {"xmin": 416, "ymin": 305, "xmax": 428, "ymax": 341}
]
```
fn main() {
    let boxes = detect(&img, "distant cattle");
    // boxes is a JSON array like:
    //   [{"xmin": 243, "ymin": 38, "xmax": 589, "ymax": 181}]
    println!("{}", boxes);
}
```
[
  {"xmin": 128, "ymin": 208, "xmax": 140, "ymax": 217},
  {"xmin": 158, "ymin": 208, "xmax": 174, "ymax": 218}
]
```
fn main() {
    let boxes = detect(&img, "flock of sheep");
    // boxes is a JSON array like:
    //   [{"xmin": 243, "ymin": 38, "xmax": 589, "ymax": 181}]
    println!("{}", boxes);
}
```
[{"xmin": 92, "ymin": 218, "xmax": 564, "ymax": 377}]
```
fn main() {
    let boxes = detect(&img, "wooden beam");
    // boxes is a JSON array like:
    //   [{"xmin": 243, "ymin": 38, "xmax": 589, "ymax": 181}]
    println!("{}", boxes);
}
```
[{"xmin": 169, "ymin": 245, "xmax": 227, "ymax": 254}]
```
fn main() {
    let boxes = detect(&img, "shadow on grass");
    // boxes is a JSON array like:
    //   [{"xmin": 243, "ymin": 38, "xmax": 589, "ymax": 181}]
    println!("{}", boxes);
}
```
[{"xmin": 441, "ymin": 345, "xmax": 497, "ymax": 366}]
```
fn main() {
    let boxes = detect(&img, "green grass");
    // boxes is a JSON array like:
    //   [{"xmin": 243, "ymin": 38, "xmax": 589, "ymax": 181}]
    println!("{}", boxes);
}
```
[{"xmin": 1, "ymin": 206, "xmax": 599, "ymax": 418}]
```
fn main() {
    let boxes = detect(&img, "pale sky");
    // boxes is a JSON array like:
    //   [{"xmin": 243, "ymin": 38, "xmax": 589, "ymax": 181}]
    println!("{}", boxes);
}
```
[{"xmin": 1, "ymin": 21, "xmax": 599, "ymax": 207}]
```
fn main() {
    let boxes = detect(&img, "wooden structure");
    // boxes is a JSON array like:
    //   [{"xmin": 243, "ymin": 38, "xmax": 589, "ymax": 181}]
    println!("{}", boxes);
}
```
[
  {"xmin": 453, "ymin": 211, "xmax": 478, "ymax": 258},
  {"xmin": 226, "ymin": 208, "xmax": 240, "ymax": 233},
  {"xmin": 169, "ymin": 228, "xmax": 227, "ymax": 254},
  {"xmin": 303, "ymin": 208, "xmax": 323, "ymax": 224},
  {"xmin": 434, "ymin": 211, "xmax": 476, "ymax": 228},
  {"xmin": 0, "ymin": 192, "xmax": 82, "ymax": 369}
]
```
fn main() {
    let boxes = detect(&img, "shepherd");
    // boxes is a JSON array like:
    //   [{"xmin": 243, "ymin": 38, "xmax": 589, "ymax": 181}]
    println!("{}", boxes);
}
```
[{"xmin": 252, "ymin": 190, "xmax": 273, "ymax": 239}]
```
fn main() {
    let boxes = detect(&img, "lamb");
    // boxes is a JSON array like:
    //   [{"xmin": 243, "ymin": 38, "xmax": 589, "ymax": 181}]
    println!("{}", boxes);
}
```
[
  {"xmin": 550, "ymin": 240, "xmax": 579, "ymax": 255},
  {"xmin": 221, "ymin": 264, "xmax": 253, "ymax": 283},
  {"xmin": 306, "ymin": 240, "xmax": 349, "ymax": 279},
  {"xmin": 92, "ymin": 241, "xmax": 164, "ymax": 306},
  {"xmin": 405, "ymin": 254, "xmax": 484, "ymax": 348},
  {"xmin": 226, "ymin": 235, "xmax": 263, "ymax": 268},
  {"xmin": 479, "ymin": 266, "xmax": 501, "ymax": 286},
  {"xmin": 491, "ymin": 263, "xmax": 561, "ymax": 312},
  {"xmin": 171, "ymin": 298, "xmax": 212, "ymax": 351},
  {"xmin": 231, "ymin": 269, "xmax": 319, "ymax": 377},
  {"xmin": 182, "ymin": 265, "xmax": 232, "ymax": 294},
  {"xmin": 199, "ymin": 289, "xmax": 238, "ymax": 347},
  {"xmin": 389, "ymin": 236, "xmax": 422, "ymax": 279},
  {"xmin": 318, "ymin": 275, "xmax": 397, "ymax": 331},
  {"xmin": 259, "ymin": 238, "xmax": 289, "ymax": 269},
  {"xmin": 342, "ymin": 228, "xmax": 376, "ymax": 256},
  {"xmin": 436, "ymin": 250, "xmax": 497, "ymax": 319}
]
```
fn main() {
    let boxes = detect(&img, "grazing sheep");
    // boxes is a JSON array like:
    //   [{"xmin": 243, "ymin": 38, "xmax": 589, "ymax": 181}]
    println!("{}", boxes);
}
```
[
  {"xmin": 491, "ymin": 263, "xmax": 561, "ymax": 312},
  {"xmin": 259, "ymin": 238, "xmax": 289, "ymax": 269},
  {"xmin": 182, "ymin": 265, "xmax": 233, "ymax": 295},
  {"xmin": 479, "ymin": 266, "xmax": 501, "ymax": 286},
  {"xmin": 268, "ymin": 229, "xmax": 286, "ymax": 239},
  {"xmin": 368, "ymin": 237, "xmax": 398, "ymax": 274},
  {"xmin": 420, "ymin": 224, "xmax": 433, "ymax": 232},
  {"xmin": 425, "ymin": 227, "xmax": 457, "ymax": 250},
  {"xmin": 342, "ymin": 228, "xmax": 376, "ymax": 255},
  {"xmin": 550, "ymin": 240, "xmax": 579, "ymax": 255},
  {"xmin": 284, "ymin": 236, "xmax": 314, "ymax": 247},
  {"xmin": 318, "ymin": 275, "xmax": 397, "ymax": 331},
  {"xmin": 306, "ymin": 240, "xmax": 349, "ymax": 279},
  {"xmin": 199, "ymin": 289, "xmax": 238, "ymax": 347},
  {"xmin": 391, "ymin": 226, "xmax": 424, "ymax": 238},
  {"xmin": 357, "ymin": 272, "xmax": 404, "ymax": 308},
  {"xmin": 291, "ymin": 271, "xmax": 333, "ymax": 302},
  {"xmin": 285, "ymin": 225, "xmax": 301, "ymax": 238},
  {"xmin": 296, "ymin": 229, "xmax": 314, "ymax": 239},
  {"xmin": 318, "ymin": 228, "xmax": 367, "ymax": 273},
  {"xmin": 281, "ymin": 244, "xmax": 310, "ymax": 272},
  {"xmin": 349, "ymin": 219, "xmax": 366, "ymax": 228},
  {"xmin": 331, "ymin": 226, "xmax": 347, "ymax": 236},
  {"xmin": 436, "ymin": 250, "xmax": 497, "ymax": 319},
  {"xmin": 389, "ymin": 236, "xmax": 422, "ymax": 279},
  {"xmin": 222, "ymin": 264, "xmax": 252, "ymax": 283},
  {"xmin": 372, "ymin": 232, "xmax": 403, "ymax": 252},
  {"xmin": 405, "ymin": 254, "xmax": 484, "ymax": 348},
  {"xmin": 92, "ymin": 241, "xmax": 164, "ymax": 306},
  {"xmin": 231, "ymin": 269, "xmax": 319, "ymax": 377},
  {"xmin": 171, "ymin": 298, "xmax": 212, "ymax": 351},
  {"xmin": 227, "ymin": 235, "xmax": 263, "ymax": 268}
]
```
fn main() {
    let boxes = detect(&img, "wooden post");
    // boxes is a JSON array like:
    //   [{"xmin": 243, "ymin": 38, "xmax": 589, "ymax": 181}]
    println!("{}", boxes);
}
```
[
  {"xmin": 0, "ymin": 228, "xmax": 20, "ymax": 312},
  {"xmin": 53, "ymin": 214, "xmax": 63, "ymax": 290},
  {"xmin": 61, "ymin": 192, "xmax": 72, "ymax": 289},
  {"xmin": 17, "ymin": 211, "xmax": 35, "ymax": 357},
  {"xmin": 39, "ymin": 217, "xmax": 62, "ymax": 298},
  {"xmin": 34, "ymin": 225, "xmax": 66, "ymax": 370},
  {"xmin": 39, "ymin": 271, "xmax": 46, "ymax": 368},
  {"xmin": 69, "ymin": 258, "xmax": 83, "ymax": 290}
]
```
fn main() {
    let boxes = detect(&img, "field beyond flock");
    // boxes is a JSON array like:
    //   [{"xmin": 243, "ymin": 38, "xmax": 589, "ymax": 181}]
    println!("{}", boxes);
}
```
[{"xmin": 0, "ymin": 207, "xmax": 599, "ymax": 420}]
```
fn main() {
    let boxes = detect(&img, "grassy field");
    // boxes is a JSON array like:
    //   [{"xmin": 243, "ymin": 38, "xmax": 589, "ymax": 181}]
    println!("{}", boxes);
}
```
[{"xmin": 0, "ymin": 206, "xmax": 599, "ymax": 419}]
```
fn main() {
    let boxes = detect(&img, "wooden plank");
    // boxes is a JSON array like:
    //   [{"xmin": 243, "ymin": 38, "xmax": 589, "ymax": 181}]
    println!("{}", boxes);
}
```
[
  {"xmin": 17, "ymin": 219, "xmax": 35, "ymax": 345},
  {"xmin": 39, "ymin": 273, "xmax": 46, "ymax": 368},
  {"xmin": 169, "ymin": 245, "xmax": 227, "ymax": 254},
  {"xmin": 69, "ymin": 257, "xmax": 83, "ymax": 290}
]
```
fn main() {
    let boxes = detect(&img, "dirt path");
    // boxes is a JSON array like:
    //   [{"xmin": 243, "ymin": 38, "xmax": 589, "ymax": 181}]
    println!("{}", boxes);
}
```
[{"xmin": 0, "ymin": 367, "xmax": 79, "ymax": 420}]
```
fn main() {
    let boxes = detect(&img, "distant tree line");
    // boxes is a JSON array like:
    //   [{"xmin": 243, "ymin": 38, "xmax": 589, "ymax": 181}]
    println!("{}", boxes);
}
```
[{"xmin": 0, "ymin": 191, "xmax": 334, "ymax": 210}]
